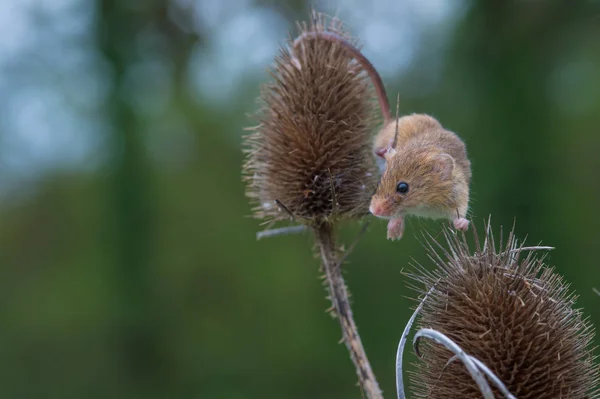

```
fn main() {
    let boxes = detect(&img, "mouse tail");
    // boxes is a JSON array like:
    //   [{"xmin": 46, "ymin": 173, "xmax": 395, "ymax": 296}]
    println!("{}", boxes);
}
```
[{"xmin": 293, "ymin": 15, "xmax": 392, "ymax": 124}]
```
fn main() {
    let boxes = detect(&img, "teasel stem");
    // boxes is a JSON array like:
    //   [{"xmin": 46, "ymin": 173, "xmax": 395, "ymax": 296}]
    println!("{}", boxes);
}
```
[{"xmin": 314, "ymin": 223, "xmax": 383, "ymax": 399}]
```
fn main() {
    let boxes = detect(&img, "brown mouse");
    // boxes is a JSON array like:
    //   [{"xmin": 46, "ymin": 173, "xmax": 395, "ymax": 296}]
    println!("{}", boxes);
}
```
[
  {"xmin": 369, "ymin": 114, "xmax": 471, "ymax": 240},
  {"xmin": 294, "ymin": 29, "xmax": 472, "ymax": 240}
]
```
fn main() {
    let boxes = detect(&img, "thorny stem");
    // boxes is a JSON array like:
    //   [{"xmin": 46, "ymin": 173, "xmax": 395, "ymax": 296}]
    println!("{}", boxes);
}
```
[{"xmin": 314, "ymin": 223, "xmax": 383, "ymax": 399}]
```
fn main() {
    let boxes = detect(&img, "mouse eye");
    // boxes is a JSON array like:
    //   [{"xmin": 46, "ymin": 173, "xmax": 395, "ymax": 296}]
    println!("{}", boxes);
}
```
[{"xmin": 396, "ymin": 182, "xmax": 409, "ymax": 194}]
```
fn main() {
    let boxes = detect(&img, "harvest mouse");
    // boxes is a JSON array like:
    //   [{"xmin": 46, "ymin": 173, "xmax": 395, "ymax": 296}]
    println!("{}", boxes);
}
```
[
  {"xmin": 369, "ymin": 114, "xmax": 471, "ymax": 240},
  {"xmin": 293, "ymin": 29, "xmax": 472, "ymax": 240}
]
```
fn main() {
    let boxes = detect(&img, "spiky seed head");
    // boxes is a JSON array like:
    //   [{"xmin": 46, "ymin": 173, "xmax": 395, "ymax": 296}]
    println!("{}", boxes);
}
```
[
  {"xmin": 407, "ymin": 222, "xmax": 599, "ymax": 399},
  {"xmin": 242, "ymin": 12, "xmax": 379, "ymax": 225}
]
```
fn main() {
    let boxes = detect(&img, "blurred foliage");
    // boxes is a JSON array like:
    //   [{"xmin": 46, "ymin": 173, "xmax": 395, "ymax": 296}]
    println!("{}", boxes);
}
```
[{"xmin": 0, "ymin": 0, "xmax": 599, "ymax": 398}]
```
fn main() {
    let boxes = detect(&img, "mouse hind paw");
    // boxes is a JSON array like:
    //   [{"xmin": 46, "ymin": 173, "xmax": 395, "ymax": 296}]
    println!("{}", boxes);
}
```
[{"xmin": 453, "ymin": 217, "xmax": 469, "ymax": 231}]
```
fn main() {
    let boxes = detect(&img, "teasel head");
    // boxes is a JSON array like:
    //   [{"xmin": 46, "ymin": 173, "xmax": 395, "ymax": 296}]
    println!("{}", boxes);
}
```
[
  {"xmin": 403, "ymin": 220, "xmax": 599, "ymax": 399},
  {"xmin": 242, "ymin": 12, "xmax": 380, "ymax": 226}
]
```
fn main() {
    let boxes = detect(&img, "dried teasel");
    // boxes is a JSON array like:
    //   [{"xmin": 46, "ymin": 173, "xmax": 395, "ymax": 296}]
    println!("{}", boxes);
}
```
[
  {"xmin": 403, "ymin": 220, "xmax": 600, "ymax": 398},
  {"xmin": 242, "ymin": 11, "xmax": 387, "ymax": 398},
  {"xmin": 242, "ymin": 12, "xmax": 380, "ymax": 225}
]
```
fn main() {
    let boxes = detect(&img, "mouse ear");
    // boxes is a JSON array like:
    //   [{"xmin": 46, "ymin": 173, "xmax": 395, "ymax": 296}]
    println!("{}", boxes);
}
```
[{"xmin": 432, "ymin": 153, "xmax": 454, "ymax": 180}]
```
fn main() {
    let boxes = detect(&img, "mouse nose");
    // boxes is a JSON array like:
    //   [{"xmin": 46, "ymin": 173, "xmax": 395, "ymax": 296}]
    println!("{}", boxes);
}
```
[
  {"xmin": 369, "ymin": 200, "xmax": 384, "ymax": 217},
  {"xmin": 369, "ymin": 203, "xmax": 378, "ymax": 215}
]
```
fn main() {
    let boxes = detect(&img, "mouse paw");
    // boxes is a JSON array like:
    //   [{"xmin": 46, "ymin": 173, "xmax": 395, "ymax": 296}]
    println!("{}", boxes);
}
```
[
  {"xmin": 387, "ymin": 217, "xmax": 405, "ymax": 241},
  {"xmin": 453, "ymin": 217, "xmax": 469, "ymax": 231},
  {"xmin": 375, "ymin": 138, "xmax": 396, "ymax": 159},
  {"xmin": 375, "ymin": 146, "xmax": 388, "ymax": 158}
]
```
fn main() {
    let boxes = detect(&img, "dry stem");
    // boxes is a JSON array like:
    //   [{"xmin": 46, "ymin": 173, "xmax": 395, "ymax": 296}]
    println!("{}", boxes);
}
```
[{"xmin": 314, "ymin": 223, "xmax": 383, "ymax": 399}]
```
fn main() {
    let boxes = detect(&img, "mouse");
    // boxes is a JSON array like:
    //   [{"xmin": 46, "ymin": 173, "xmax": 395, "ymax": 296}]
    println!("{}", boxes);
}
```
[
  {"xmin": 293, "ymin": 28, "xmax": 472, "ymax": 240},
  {"xmin": 369, "ymin": 114, "xmax": 472, "ymax": 240}
]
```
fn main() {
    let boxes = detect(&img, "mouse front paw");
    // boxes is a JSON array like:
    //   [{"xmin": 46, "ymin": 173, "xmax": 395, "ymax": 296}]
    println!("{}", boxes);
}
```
[
  {"xmin": 453, "ymin": 217, "xmax": 469, "ymax": 231},
  {"xmin": 387, "ymin": 217, "xmax": 405, "ymax": 241}
]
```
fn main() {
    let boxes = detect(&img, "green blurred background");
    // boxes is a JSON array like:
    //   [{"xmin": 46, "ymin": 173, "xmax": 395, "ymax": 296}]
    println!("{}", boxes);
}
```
[{"xmin": 0, "ymin": 0, "xmax": 599, "ymax": 398}]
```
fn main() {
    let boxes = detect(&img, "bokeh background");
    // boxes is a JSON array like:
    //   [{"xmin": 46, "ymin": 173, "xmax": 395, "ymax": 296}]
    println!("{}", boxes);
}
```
[{"xmin": 1, "ymin": 0, "xmax": 599, "ymax": 398}]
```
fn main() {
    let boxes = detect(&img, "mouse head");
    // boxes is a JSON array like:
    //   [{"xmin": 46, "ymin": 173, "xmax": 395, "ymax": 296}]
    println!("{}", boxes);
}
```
[{"xmin": 369, "ymin": 146, "xmax": 455, "ymax": 218}]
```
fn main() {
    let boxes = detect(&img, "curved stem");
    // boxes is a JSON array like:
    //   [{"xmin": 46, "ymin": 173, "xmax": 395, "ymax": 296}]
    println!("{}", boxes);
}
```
[
  {"xmin": 442, "ymin": 355, "xmax": 517, "ymax": 399},
  {"xmin": 413, "ymin": 329, "xmax": 495, "ymax": 399},
  {"xmin": 314, "ymin": 223, "xmax": 383, "ymax": 399},
  {"xmin": 294, "ymin": 31, "xmax": 392, "ymax": 123},
  {"xmin": 396, "ymin": 285, "xmax": 436, "ymax": 399},
  {"xmin": 469, "ymin": 357, "xmax": 517, "ymax": 399}
]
